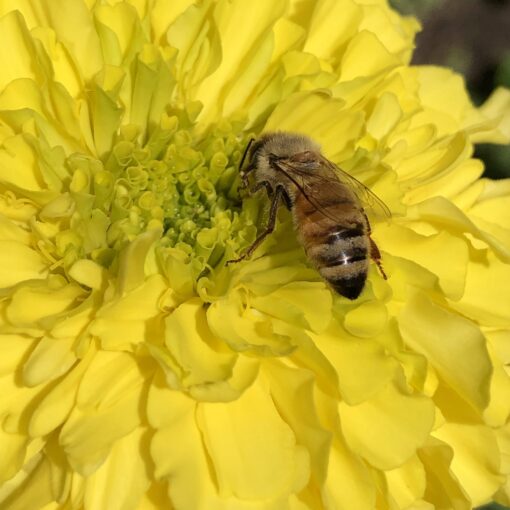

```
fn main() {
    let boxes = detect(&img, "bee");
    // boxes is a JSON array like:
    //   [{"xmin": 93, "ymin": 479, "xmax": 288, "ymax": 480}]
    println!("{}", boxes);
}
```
[{"xmin": 229, "ymin": 131, "xmax": 389, "ymax": 300}]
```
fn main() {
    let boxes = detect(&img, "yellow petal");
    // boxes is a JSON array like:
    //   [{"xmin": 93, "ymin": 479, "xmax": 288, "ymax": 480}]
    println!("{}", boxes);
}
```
[
  {"xmin": 312, "ymin": 324, "xmax": 398, "ymax": 405},
  {"xmin": 287, "ymin": 331, "xmax": 340, "ymax": 400},
  {"xmin": 207, "ymin": 290, "xmax": 295, "ymax": 356},
  {"xmin": 0, "ymin": 1, "xmax": 43, "ymax": 27},
  {"xmin": 194, "ymin": 0, "xmax": 286, "ymax": 122},
  {"xmin": 49, "ymin": 295, "xmax": 96, "ymax": 339},
  {"xmin": 379, "ymin": 223, "xmax": 469, "ymax": 300},
  {"xmin": 150, "ymin": 0, "xmax": 195, "ymax": 43},
  {"xmin": 418, "ymin": 437, "xmax": 471, "ymax": 510},
  {"xmin": 91, "ymin": 274, "xmax": 166, "ymax": 350},
  {"xmin": 339, "ymin": 30, "xmax": 401, "ymax": 81},
  {"xmin": 0, "ymin": 11, "xmax": 42, "ymax": 90},
  {"xmin": 359, "ymin": 3, "xmax": 418, "ymax": 56},
  {"xmin": 95, "ymin": 4, "xmax": 143, "ymax": 66},
  {"xmin": 495, "ymin": 422, "xmax": 510, "ymax": 477},
  {"xmin": 0, "ymin": 135, "xmax": 46, "ymax": 191},
  {"xmin": 117, "ymin": 228, "xmax": 162, "ymax": 294},
  {"xmin": 59, "ymin": 351, "xmax": 148, "ymax": 475},
  {"xmin": 366, "ymin": 92, "xmax": 402, "ymax": 140},
  {"xmin": 28, "ymin": 346, "xmax": 95, "ymax": 437},
  {"xmin": 384, "ymin": 454, "xmax": 427, "ymax": 509},
  {"xmin": 83, "ymin": 427, "xmax": 150, "ymax": 510},
  {"xmin": 197, "ymin": 380, "xmax": 310, "ymax": 500},
  {"xmin": 468, "ymin": 186, "xmax": 510, "ymax": 254},
  {"xmin": 0, "ymin": 75, "xmax": 79, "ymax": 162},
  {"xmin": 130, "ymin": 45, "xmax": 176, "ymax": 135},
  {"xmin": 343, "ymin": 300, "xmax": 388, "ymax": 338},
  {"xmin": 0, "ymin": 241, "xmax": 47, "ymax": 288},
  {"xmin": 149, "ymin": 378, "xmax": 283, "ymax": 509},
  {"xmin": 408, "ymin": 158, "xmax": 484, "ymax": 207},
  {"xmin": 0, "ymin": 334, "xmax": 34, "ymax": 376},
  {"xmin": 417, "ymin": 67, "xmax": 472, "ymax": 133},
  {"xmin": 22, "ymin": 336, "xmax": 76, "ymax": 387},
  {"xmin": 36, "ymin": 0, "xmax": 103, "ymax": 82},
  {"xmin": 472, "ymin": 86, "xmax": 510, "ymax": 143},
  {"xmin": 188, "ymin": 355, "xmax": 259, "ymax": 403},
  {"xmin": 323, "ymin": 437, "xmax": 376, "ymax": 510},
  {"xmin": 94, "ymin": 318, "xmax": 151, "ymax": 352},
  {"xmin": 7, "ymin": 279, "xmax": 84, "ymax": 328},
  {"xmin": 470, "ymin": 178, "xmax": 510, "ymax": 228},
  {"xmin": 236, "ymin": 250, "xmax": 317, "ymax": 293},
  {"xmin": 164, "ymin": 298, "xmax": 236, "ymax": 388},
  {"xmin": 339, "ymin": 381, "xmax": 434, "ymax": 470},
  {"xmin": 388, "ymin": 123, "xmax": 436, "ymax": 160},
  {"xmin": 149, "ymin": 388, "xmax": 226, "ymax": 510},
  {"xmin": 68, "ymin": 259, "xmax": 106, "ymax": 289},
  {"xmin": 282, "ymin": 50, "xmax": 321, "ymax": 81},
  {"xmin": 402, "ymin": 131, "xmax": 472, "ymax": 189},
  {"xmin": 483, "ymin": 331, "xmax": 510, "ymax": 427},
  {"xmin": 264, "ymin": 361, "xmax": 331, "ymax": 486},
  {"xmin": 251, "ymin": 281, "xmax": 332, "ymax": 333},
  {"xmin": 433, "ymin": 423, "xmax": 505, "ymax": 506},
  {"xmin": 32, "ymin": 28, "xmax": 82, "ymax": 99},
  {"xmin": 0, "ymin": 454, "xmax": 54, "ymax": 510},
  {"xmin": 166, "ymin": 3, "xmax": 220, "ymax": 107},
  {"xmin": 247, "ymin": 18, "xmax": 304, "ymax": 124},
  {"xmin": 488, "ymin": 329, "xmax": 510, "ymax": 368},
  {"xmin": 409, "ymin": 196, "xmax": 510, "ymax": 261},
  {"xmin": 0, "ymin": 192, "xmax": 38, "ymax": 223},
  {"xmin": 1, "ymin": 370, "xmax": 45, "ymax": 436},
  {"xmin": 136, "ymin": 481, "xmax": 173, "ymax": 510},
  {"xmin": 399, "ymin": 292, "xmax": 492, "ymax": 411},
  {"xmin": 452, "ymin": 251, "xmax": 510, "ymax": 328},
  {"xmin": 302, "ymin": 0, "xmax": 362, "ymax": 62},
  {"xmin": 272, "ymin": 19, "xmax": 306, "ymax": 64},
  {"xmin": 91, "ymin": 66, "xmax": 125, "ymax": 157},
  {"xmin": 0, "ymin": 430, "xmax": 28, "ymax": 484}
]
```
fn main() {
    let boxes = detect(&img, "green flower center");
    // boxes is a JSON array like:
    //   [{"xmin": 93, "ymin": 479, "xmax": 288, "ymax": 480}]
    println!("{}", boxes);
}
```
[{"xmin": 39, "ymin": 105, "xmax": 258, "ymax": 278}]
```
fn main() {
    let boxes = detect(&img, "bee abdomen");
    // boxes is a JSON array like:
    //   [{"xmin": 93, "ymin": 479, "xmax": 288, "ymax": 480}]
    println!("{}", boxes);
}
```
[
  {"xmin": 327, "ymin": 272, "xmax": 367, "ymax": 300},
  {"xmin": 307, "ymin": 227, "xmax": 369, "ymax": 300},
  {"xmin": 315, "ymin": 246, "xmax": 366, "ymax": 267}
]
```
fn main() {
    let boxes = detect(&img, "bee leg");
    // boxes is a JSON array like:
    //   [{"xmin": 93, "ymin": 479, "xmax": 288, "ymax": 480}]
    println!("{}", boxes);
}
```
[
  {"xmin": 369, "ymin": 237, "xmax": 387, "ymax": 280},
  {"xmin": 239, "ymin": 172, "xmax": 249, "ymax": 190},
  {"xmin": 249, "ymin": 180, "xmax": 273, "ymax": 196},
  {"xmin": 361, "ymin": 210, "xmax": 372, "ymax": 235},
  {"xmin": 239, "ymin": 167, "xmax": 254, "ymax": 191},
  {"xmin": 239, "ymin": 177, "xmax": 271, "ymax": 195},
  {"xmin": 281, "ymin": 188, "xmax": 292, "ymax": 210},
  {"xmin": 227, "ymin": 186, "xmax": 283, "ymax": 265},
  {"xmin": 361, "ymin": 210, "xmax": 387, "ymax": 280}
]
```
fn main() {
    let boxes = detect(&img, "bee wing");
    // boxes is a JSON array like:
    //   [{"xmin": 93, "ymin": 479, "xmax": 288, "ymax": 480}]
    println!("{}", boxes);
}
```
[
  {"xmin": 274, "ymin": 156, "xmax": 351, "ymax": 223},
  {"xmin": 275, "ymin": 153, "xmax": 391, "ymax": 221},
  {"xmin": 318, "ymin": 155, "xmax": 391, "ymax": 219}
]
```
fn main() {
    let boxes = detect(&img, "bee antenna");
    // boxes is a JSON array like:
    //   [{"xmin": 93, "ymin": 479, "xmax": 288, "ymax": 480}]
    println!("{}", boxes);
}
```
[{"xmin": 239, "ymin": 138, "xmax": 255, "ymax": 172}]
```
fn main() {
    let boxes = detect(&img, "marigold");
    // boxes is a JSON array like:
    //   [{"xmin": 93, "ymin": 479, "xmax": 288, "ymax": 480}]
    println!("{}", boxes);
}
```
[{"xmin": 0, "ymin": 1, "xmax": 509, "ymax": 509}]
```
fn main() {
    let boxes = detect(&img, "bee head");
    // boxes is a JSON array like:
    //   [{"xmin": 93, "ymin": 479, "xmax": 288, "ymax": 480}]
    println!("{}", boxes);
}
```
[
  {"xmin": 257, "ymin": 132, "xmax": 319, "ymax": 160},
  {"xmin": 240, "ymin": 132, "xmax": 320, "ymax": 180}
]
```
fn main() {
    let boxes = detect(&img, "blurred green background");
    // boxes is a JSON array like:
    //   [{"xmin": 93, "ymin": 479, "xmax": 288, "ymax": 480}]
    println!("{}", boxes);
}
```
[
  {"xmin": 390, "ymin": 3, "xmax": 510, "ymax": 510},
  {"xmin": 390, "ymin": 0, "xmax": 510, "ymax": 180}
]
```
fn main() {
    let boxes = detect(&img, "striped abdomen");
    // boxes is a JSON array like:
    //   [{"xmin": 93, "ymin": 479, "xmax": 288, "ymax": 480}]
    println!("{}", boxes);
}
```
[{"xmin": 294, "ymin": 191, "xmax": 369, "ymax": 300}]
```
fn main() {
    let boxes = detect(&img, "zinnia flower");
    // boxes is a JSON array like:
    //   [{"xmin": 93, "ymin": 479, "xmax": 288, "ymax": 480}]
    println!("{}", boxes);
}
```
[{"xmin": 0, "ymin": 1, "xmax": 509, "ymax": 509}]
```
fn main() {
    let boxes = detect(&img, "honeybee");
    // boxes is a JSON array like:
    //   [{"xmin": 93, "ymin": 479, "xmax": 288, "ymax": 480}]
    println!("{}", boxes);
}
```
[{"xmin": 229, "ymin": 131, "xmax": 389, "ymax": 300}]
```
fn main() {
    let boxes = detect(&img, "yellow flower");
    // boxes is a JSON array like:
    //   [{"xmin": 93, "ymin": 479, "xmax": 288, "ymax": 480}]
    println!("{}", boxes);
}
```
[{"xmin": 0, "ymin": 1, "xmax": 509, "ymax": 509}]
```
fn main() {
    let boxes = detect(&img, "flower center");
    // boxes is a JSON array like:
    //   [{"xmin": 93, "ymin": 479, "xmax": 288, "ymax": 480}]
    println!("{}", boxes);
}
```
[{"xmin": 37, "ymin": 105, "xmax": 258, "ymax": 278}]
